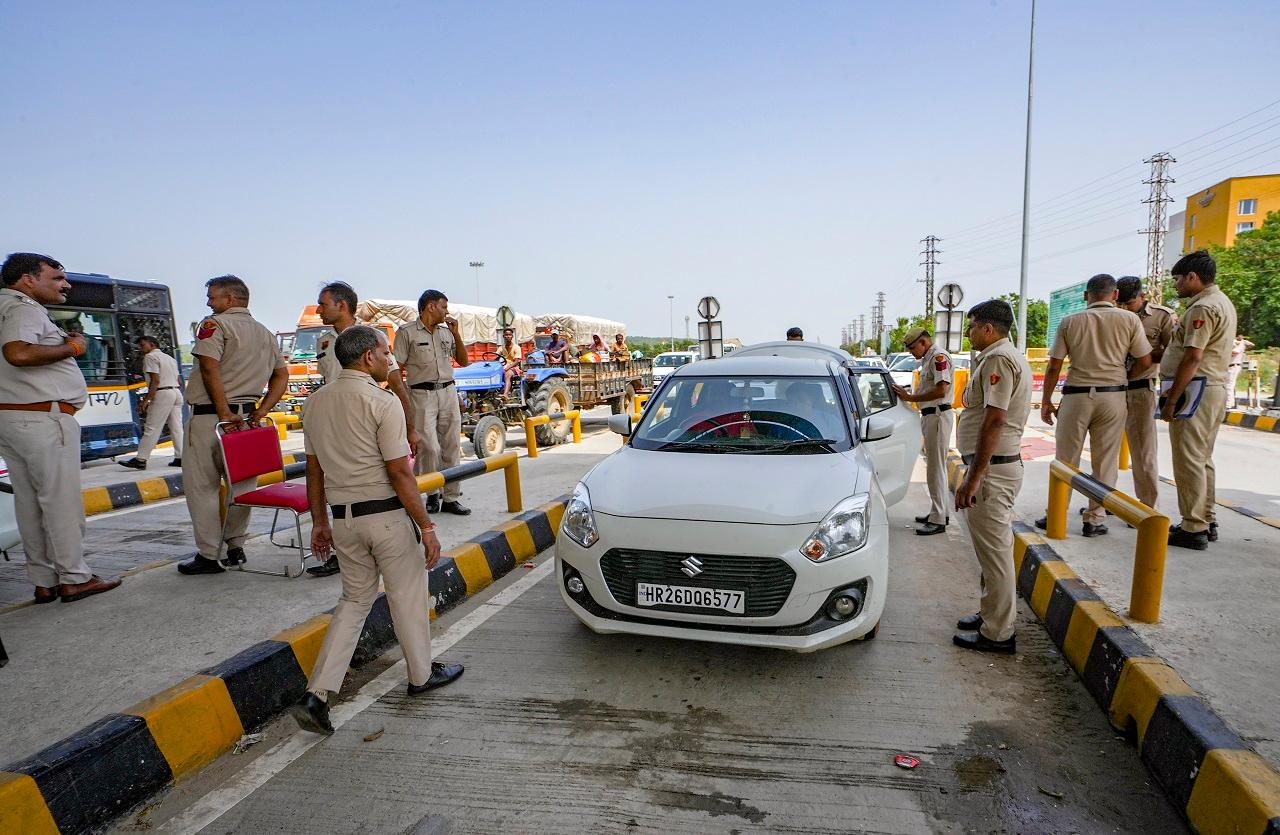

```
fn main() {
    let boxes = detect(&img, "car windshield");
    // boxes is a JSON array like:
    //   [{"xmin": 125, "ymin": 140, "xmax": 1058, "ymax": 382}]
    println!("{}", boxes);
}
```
[
  {"xmin": 631, "ymin": 375, "xmax": 851, "ymax": 454},
  {"xmin": 888, "ymin": 354, "xmax": 919, "ymax": 371},
  {"xmin": 291, "ymin": 327, "xmax": 326, "ymax": 359},
  {"xmin": 654, "ymin": 354, "xmax": 693, "ymax": 368}
]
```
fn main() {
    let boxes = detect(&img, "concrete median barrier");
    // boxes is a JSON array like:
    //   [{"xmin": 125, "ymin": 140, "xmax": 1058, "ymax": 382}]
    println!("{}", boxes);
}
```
[
  {"xmin": 1225, "ymin": 409, "xmax": 1280, "ymax": 434},
  {"xmin": 0, "ymin": 495, "xmax": 569, "ymax": 835}
]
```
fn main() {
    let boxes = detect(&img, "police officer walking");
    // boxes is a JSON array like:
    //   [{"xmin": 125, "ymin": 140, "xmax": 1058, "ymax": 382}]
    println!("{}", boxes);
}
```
[
  {"xmin": 1116, "ymin": 276, "xmax": 1175, "ymax": 510},
  {"xmin": 178, "ymin": 276, "xmax": 288, "ymax": 575},
  {"xmin": 1036, "ymin": 274, "xmax": 1152, "ymax": 537},
  {"xmin": 0, "ymin": 253, "xmax": 120, "ymax": 602},
  {"xmin": 310, "ymin": 281, "xmax": 419, "ymax": 576},
  {"xmin": 891, "ymin": 327, "xmax": 954, "ymax": 535},
  {"xmin": 119, "ymin": 335, "xmax": 185, "ymax": 470},
  {"xmin": 953, "ymin": 300, "xmax": 1030, "ymax": 654},
  {"xmin": 289, "ymin": 326, "xmax": 463, "ymax": 735},
  {"xmin": 1160, "ymin": 251, "xmax": 1238, "ymax": 550},
  {"xmin": 393, "ymin": 289, "xmax": 470, "ymax": 515}
]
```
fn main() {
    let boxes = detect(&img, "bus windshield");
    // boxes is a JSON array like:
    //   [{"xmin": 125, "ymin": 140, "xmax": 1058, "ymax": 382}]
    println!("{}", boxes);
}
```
[{"xmin": 292, "ymin": 327, "xmax": 327, "ymax": 360}]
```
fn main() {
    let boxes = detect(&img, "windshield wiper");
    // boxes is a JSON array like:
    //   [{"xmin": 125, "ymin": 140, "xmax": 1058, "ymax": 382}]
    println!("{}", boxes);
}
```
[
  {"xmin": 656, "ymin": 440, "xmax": 733, "ymax": 453},
  {"xmin": 745, "ymin": 438, "xmax": 839, "ymax": 454}
]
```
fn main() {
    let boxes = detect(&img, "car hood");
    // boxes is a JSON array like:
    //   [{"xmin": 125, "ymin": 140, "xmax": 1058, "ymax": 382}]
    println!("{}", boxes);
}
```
[{"xmin": 585, "ymin": 446, "xmax": 870, "ymax": 525}]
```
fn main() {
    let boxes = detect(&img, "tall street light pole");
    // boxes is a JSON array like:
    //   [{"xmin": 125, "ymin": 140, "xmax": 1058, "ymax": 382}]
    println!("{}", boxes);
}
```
[
  {"xmin": 1016, "ymin": 0, "xmax": 1036, "ymax": 351},
  {"xmin": 667, "ymin": 295, "xmax": 675, "ymax": 351},
  {"xmin": 469, "ymin": 261, "xmax": 484, "ymax": 306}
]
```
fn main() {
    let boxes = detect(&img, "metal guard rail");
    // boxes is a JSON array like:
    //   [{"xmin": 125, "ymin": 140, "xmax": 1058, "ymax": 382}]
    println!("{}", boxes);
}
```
[
  {"xmin": 416, "ymin": 450, "xmax": 523, "ymax": 513},
  {"xmin": 523, "ymin": 411, "xmax": 582, "ymax": 459},
  {"xmin": 1047, "ymin": 459, "xmax": 1168, "ymax": 623}
]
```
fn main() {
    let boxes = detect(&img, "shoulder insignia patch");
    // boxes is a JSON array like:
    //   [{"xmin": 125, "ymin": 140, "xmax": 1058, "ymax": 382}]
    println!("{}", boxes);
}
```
[
  {"xmin": 989, "ymin": 373, "xmax": 1001, "ymax": 386},
  {"xmin": 196, "ymin": 318, "xmax": 218, "ymax": 340},
  {"xmin": 1193, "ymin": 319, "xmax": 1205, "ymax": 329},
  {"xmin": 934, "ymin": 354, "xmax": 949, "ymax": 371}
]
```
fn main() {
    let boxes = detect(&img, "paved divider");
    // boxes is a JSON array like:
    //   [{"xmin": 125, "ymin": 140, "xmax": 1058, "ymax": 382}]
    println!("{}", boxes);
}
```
[
  {"xmin": 1225, "ymin": 410, "xmax": 1280, "ymax": 434},
  {"xmin": 947, "ymin": 453, "xmax": 1280, "ymax": 833},
  {"xmin": 0, "ymin": 495, "xmax": 569, "ymax": 835}
]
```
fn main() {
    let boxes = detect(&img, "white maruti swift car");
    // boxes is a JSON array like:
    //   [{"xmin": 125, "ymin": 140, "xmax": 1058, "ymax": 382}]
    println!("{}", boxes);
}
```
[{"xmin": 555, "ymin": 341, "xmax": 919, "ymax": 652}]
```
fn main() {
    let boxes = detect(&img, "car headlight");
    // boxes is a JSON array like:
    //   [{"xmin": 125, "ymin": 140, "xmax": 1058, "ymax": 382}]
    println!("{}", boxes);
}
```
[
  {"xmin": 800, "ymin": 494, "xmax": 870, "ymax": 561},
  {"xmin": 562, "ymin": 482, "xmax": 599, "ymax": 548}
]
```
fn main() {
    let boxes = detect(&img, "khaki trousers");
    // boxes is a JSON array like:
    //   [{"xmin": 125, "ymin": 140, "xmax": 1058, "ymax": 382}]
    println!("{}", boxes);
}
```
[
  {"xmin": 1225, "ymin": 366, "xmax": 1242, "ymax": 412},
  {"xmin": 0, "ymin": 410, "xmax": 92, "ymax": 586},
  {"xmin": 308, "ymin": 509, "xmax": 433, "ymax": 693},
  {"xmin": 1168, "ymin": 384, "xmax": 1226, "ymax": 533},
  {"xmin": 922, "ymin": 412, "xmax": 953, "ymax": 524},
  {"xmin": 136, "ymin": 389, "xmax": 184, "ymax": 462},
  {"xmin": 182, "ymin": 413, "xmax": 253, "ymax": 559},
  {"xmin": 1124, "ymin": 385, "xmax": 1159, "ymax": 509},
  {"xmin": 962, "ymin": 461, "xmax": 1023, "ymax": 642},
  {"xmin": 1054, "ymin": 390, "xmax": 1126, "ymax": 525},
  {"xmin": 409, "ymin": 388, "xmax": 462, "ymax": 501}
]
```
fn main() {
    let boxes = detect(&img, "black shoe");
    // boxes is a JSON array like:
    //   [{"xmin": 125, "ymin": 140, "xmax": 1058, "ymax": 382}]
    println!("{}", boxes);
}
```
[
  {"xmin": 169, "ymin": 458, "xmax": 182, "ymax": 467},
  {"xmin": 425, "ymin": 495, "xmax": 441, "ymax": 514},
  {"xmin": 953, "ymin": 631, "xmax": 1016, "ymax": 654},
  {"xmin": 916, "ymin": 522, "xmax": 946, "ymax": 536},
  {"xmin": 407, "ymin": 662, "xmax": 465, "ymax": 695},
  {"xmin": 289, "ymin": 693, "xmax": 334, "ymax": 735},
  {"xmin": 1082, "ymin": 523, "xmax": 1108, "ymax": 537},
  {"xmin": 306, "ymin": 556, "xmax": 341, "ymax": 577},
  {"xmin": 118, "ymin": 458, "xmax": 147, "ymax": 470},
  {"xmin": 220, "ymin": 546, "xmax": 247, "ymax": 567},
  {"xmin": 956, "ymin": 612, "xmax": 983, "ymax": 631},
  {"xmin": 178, "ymin": 555, "xmax": 226, "ymax": 575},
  {"xmin": 915, "ymin": 514, "xmax": 950, "ymax": 525},
  {"xmin": 1168, "ymin": 525, "xmax": 1209, "ymax": 551},
  {"xmin": 440, "ymin": 500, "xmax": 471, "ymax": 516},
  {"xmin": 1208, "ymin": 522, "xmax": 1219, "ymax": 542},
  {"xmin": 1034, "ymin": 516, "xmax": 1048, "ymax": 530}
]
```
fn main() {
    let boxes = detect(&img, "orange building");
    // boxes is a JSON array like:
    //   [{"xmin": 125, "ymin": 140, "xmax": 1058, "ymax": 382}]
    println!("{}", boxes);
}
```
[{"xmin": 1183, "ymin": 173, "xmax": 1280, "ymax": 251}]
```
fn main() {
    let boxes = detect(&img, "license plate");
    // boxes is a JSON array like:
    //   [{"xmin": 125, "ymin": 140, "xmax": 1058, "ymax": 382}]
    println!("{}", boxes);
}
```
[{"xmin": 636, "ymin": 583, "xmax": 745, "ymax": 614}]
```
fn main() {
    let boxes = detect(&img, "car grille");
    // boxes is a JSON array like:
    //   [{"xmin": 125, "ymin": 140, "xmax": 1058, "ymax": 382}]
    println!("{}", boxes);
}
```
[{"xmin": 599, "ymin": 549, "xmax": 795, "ymax": 617}]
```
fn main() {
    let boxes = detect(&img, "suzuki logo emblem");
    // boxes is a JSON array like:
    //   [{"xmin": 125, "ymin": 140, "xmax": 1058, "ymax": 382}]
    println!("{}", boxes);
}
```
[{"xmin": 681, "ymin": 556, "xmax": 703, "ymax": 577}]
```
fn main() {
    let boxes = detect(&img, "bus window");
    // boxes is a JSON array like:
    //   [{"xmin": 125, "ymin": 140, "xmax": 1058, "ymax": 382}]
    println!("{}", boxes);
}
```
[{"xmin": 52, "ymin": 311, "xmax": 120, "ymax": 383}]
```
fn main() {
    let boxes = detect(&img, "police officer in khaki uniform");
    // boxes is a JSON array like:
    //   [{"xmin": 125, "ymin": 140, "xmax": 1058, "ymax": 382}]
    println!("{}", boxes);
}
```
[
  {"xmin": 310, "ymin": 281, "xmax": 418, "ymax": 577},
  {"xmin": 1037, "ymin": 274, "xmax": 1152, "ymax": 537},
  {"xmin": 1116, "ymin": 276, "xmax": 1175, "ymax": 509},
  {"xmin": 891, "ymin": 327, "xmax": 954, "ymax": 535},
  {"xmin": 119, "ymin": 335, "xmax": 185, "ymax": 470},
  {"xmin": 289, "ymin": 326, "xmax": 463, "ymax": 735},
  {"xmin": 1160, "ymin": 251, "xmax": 1238, "ymax": 550},
  {"xmin": 953, "ymin": 300, "xmax": 1031, "ymax": 654},
  {"xmin": 0, "ymin": 253, "xmax": 120, "ymax": 603},
  {"xmin": 178, "ymin": 275, "xmax": 288, "ymax": 575},
  {"xmin": 393, "ymin": 289, "xmax": 470, "ymax": 515}
]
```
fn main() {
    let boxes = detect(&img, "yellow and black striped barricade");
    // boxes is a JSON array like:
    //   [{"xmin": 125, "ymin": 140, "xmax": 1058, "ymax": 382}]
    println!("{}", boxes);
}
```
[
  {"xmin": 1046, "ymin": 459, "xmax": 1168, "ymax": 623},
  {"xmin": 523, "ymin": 410, "xmax": 582, "ymax": 459},
  {"xmin": 266, "ymin": 411, "xmax": 301, "ymax": 440},
  {"xmin": 632, "ymin": 393, "xmax": 649, "ymax": 416},
  {"xmin": 417, "ymin": 450, "xmax": 522, "ymax": 513}
]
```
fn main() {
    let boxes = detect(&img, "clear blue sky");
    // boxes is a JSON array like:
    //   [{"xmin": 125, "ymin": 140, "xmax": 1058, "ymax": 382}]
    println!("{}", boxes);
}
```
[{"xmin": 3, "ymin": 1, "xmax": 1278, "ymax": 345}]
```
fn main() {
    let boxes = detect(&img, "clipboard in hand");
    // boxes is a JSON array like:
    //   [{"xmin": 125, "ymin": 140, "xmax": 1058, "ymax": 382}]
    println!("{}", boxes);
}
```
[{"xmin": 1157, "ymin": 376, "xmax": 1206, "ymax": 419}]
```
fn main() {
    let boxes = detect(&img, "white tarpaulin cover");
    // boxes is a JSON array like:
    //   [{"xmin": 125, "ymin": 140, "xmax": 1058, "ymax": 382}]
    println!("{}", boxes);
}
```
[
  {"xmin": 356, "ymin": 300, "xmax": 536, "ymax": 345},
  {"xmin": 533, "ymin": 314, "xmax": 626, "ymax": 346}
]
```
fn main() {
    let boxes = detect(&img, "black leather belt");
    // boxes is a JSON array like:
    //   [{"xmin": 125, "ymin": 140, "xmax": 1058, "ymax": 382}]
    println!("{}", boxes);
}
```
[
  {"xmin": 920, "ymin": 405, "xmax": 954, "ymax": 416},
  {"xmin": 1127, "ymin": 379, "xmax": 1155, "ymax": 391},
  {"xmin": 192, "ymin": 403, "xmax": 253, "ymax": 416},
  {"xmin": 411, "ymin": 380, "xmax": 455, "ymax": 391},
  {"xmin": 1061, "ymin": 385, "xmax": 1127, "ymax": 395},
  {"xmin": 961, "ymin": 453, "xmax": 1021, "ymax": 465},
  {"xmin": 331, "ymin": 496, "xmax": 403, "ymax": 519}
]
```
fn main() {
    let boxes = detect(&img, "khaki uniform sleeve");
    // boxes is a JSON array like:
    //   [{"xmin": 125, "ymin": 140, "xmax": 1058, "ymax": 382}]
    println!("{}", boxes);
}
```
[
  {"xmin": 1158, "ymin": 312, "xmax": 1175, "ymax": 352},
  {"xmin": 932, "ymin": 352, "xmax": 954, "ymax": 387},
  {"xmin": 393, "ymin": 325, "xmax": 411, "ymax": 365},
  {"xmin": 0, "ymin": 303, "xmax": 50, "ymax": 345},
  {"xmin": 1049, "ymin": 319, "xmax": 1070, "ymax": 360},
  {"xmin": 190, "ymin": 317, "xmax": 226, "ymax": 359},
  {"xmin": 143, "ymin": 352, "xmax": 160, "ymax": 375},
  {"xmin": 981, "ymin": 356, "xmax": 1018, "ymax": 411},
  {"xmin": 376, "ymin": 395, "xmax": 411, "ymax": 462},
  {"xmin": 1128, "ymin": 317, "xmax": 1153, "ymax": 359},
  {"xmin": 1181, "ymin": 304, "xmax": 1217, "ymax": 351}
]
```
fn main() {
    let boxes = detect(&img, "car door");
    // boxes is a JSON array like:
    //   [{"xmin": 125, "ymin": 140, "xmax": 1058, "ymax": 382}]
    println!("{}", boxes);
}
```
[{"xmin": 848, "ymin": 367, "xmax": 920, "ymax": 506}]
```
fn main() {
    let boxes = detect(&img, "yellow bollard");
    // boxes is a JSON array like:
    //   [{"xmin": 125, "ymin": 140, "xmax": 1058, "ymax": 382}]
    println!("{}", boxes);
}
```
[
  {"xmin": 1129, "ymin": 515, "xmax": 1168, "ymax": 623},
  {"xmin": 633, "ymin": 394, "xmax": 649, "ymax": 416},
  {"xmin": 1046, "ymin": 464, "xmax": 1071, "ymax": 540},
  {"xmin": 523, "ymin": 416, "xmax": 545, "ymax": 458},
  {"xmin": 1118, "ymin": 432, "xmax": 1130, "ymax": 472},
  {"xmin": 571, "ymin": 411, "xmax": 582, "ymax": 444},
  {"xmin": 502, "ymin": 454, "xmax": 523, "ymax": 513}
]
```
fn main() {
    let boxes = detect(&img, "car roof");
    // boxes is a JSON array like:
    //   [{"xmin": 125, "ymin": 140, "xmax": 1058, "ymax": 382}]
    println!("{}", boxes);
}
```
[
  {"xmin": 673, "ymin": 354, "xmax": 836, "ymax": 377},
  {"xmin": 655, "ymin": 350, "xmax": 699, "ymax": 357},
  {"xmin": 731, "ymin": 340, "xmax": 855, "ymax": 365}
]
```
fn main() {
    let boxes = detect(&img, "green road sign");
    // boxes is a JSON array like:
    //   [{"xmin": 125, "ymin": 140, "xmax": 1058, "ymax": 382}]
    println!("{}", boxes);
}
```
[{"xmin": 1047, "ymin": 281, "xmax": 1088, "ymax": 348}]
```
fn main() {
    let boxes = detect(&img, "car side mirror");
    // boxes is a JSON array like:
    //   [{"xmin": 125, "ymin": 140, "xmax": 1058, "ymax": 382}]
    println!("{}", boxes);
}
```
[
  {"xmin": 608, "ymin": 413, "xmax": 632, "ymax": 437},
  {"xmin": 865, "ymin": 415, "xmax": 894, "ymax": 442}
]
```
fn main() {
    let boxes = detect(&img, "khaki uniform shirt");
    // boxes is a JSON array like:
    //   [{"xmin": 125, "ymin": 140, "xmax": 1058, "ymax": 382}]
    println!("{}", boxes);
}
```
[
  {"xmin": 393, "ymin": 320, "xmax": 456, "ymax": 385},
  {"xmin": 1159, "ymin": 285, "xmax": 1238, "ymax": 386},
  {"xmin": 0, "ymin": 288, "xmax": 88, "ymax": 408},
  {"xmin": 1050, "ymin": 301, "xmax": 1151, "ymax": 387},
  {"xmin": 958, "ymin": 337, "xmax": 1031, "ymax": 458},
  {"xmin": 143, "ymin": 349, "xmax": 182, "ymax": 389},
  {"xmin": 915, "ymin": 344, "xmax": 954, "ymax": 409},
  {"xmin": 185, "ymin": 307, "xmax": 285, "ymax": 406},
  {"xmin": 1130, "ymin": 302, "xmax": 1176, "ymax": 381},
  {"xmin": 317, "ymin": 327, "xmax": 399, "ymax": 384},
  {"xmin": 303, "ymin": 370, "xmax": 411, "ymax": 504}
]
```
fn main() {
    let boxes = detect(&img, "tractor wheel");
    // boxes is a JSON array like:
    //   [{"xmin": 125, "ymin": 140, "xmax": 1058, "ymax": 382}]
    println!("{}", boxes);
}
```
[
  {"xmin": 529, "ymin": 379, "xmax": 574, "ymax": 447},
  {"xmin": 471, "ymin": 414, "xmax": 507, "ymax": 460},
  {"xmin": 610, "ymin": 382, "xmax": 637, "ymax": 416}
]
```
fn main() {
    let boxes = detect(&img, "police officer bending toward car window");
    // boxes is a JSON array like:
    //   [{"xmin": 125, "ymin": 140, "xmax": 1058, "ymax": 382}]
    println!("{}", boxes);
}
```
[
  {"xmin": 953, "ymin": 300, "xmax": 1031, "ymax": 654},
  {"xmin": 178, "ymin": 275, "xmax": 289, "ymax": 575},
  {"xmin": 1036, "ymin": 274, "xmax": 1151, "ymax": 537},
  {"xmin": 0, "ymin": 253, "xmax": 120, "ymax": 603},
  {"xmin": 393, "ymin": 289, "xmax": 470, "ymax": 515},
  {"xmin": 1116, "ymin": 276, "xmax": 1175, "ymax": 511},
  {"xmin": 290, "ymin": 326, "xmax": 463, "ymax": 735},
  {"xmin": 892, "ymin": 327, "xmax": 954, "ymax": 536}
]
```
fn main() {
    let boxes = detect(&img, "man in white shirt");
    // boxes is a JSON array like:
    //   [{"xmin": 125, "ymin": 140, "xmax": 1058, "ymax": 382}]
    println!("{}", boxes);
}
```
[{"xmin": 120, "ymin": 336, "xmax": 184, "ymax": 469}]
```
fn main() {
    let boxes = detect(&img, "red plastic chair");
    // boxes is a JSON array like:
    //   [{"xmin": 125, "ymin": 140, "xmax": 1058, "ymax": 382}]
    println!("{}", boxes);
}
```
[{"xmin": 216, "ymin": 421, "xmax": 313, "ymax": 578}]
